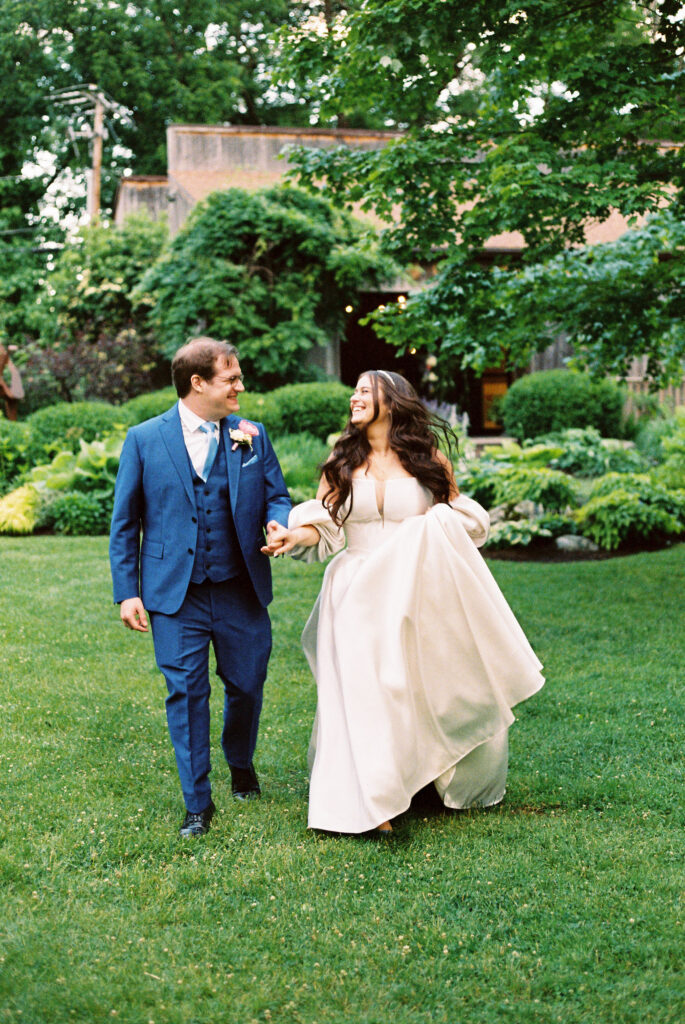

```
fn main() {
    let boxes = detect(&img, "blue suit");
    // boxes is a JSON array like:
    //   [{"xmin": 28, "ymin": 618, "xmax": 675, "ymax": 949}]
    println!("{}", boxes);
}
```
[{"xmin": 109, "ymin": 405, "xmax": 291, "ymax": 812}]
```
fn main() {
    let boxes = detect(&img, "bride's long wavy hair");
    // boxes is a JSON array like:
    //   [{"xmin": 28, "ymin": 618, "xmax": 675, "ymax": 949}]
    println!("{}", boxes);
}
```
[{"xmin": 321, "ymin": 370, "xmax": 458, "ymax": 525}]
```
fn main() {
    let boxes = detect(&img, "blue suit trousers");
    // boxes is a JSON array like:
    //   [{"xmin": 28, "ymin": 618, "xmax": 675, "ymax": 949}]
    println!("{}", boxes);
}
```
[{"xmin": 149, "ymin": 577, "xmax": 271, "ymax": 813}]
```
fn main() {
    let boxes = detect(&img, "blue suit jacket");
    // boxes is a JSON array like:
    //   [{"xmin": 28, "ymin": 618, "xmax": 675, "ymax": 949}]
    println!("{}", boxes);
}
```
[{"xmin": 109, "ymin": 406, "xmax": 291, "ymax": 613}]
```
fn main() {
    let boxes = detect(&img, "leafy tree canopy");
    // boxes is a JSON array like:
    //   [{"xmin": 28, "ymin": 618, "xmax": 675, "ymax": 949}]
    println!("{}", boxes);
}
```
[
  {"xmin": 275, "ymin": 0, "xmax": 685, "ymax": 385},
  {"xmin": 16, "ymin": 215, "xmax": 169, "ymax": 409},
  {"xmin": 136, "ymin": 185, "xmax": 396, "ymax": 389}
]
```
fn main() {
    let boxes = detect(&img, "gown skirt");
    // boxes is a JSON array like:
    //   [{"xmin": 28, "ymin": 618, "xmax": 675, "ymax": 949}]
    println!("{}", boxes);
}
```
[{"xmin": 289, "ymin": 478, "xmax": 544, "ymax": 834}]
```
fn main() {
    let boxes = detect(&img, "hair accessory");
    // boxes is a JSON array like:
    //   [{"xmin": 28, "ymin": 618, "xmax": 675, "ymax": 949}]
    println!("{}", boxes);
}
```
[{"xmin": 377, "ymin": 370, "xmax": 394, "ymax": 384}]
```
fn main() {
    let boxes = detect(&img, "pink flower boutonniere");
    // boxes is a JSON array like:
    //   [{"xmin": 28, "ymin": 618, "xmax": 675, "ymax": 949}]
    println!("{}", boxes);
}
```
[{"xmin": 229, "ymin": 419, "xmax": 259, "ymax": 451}]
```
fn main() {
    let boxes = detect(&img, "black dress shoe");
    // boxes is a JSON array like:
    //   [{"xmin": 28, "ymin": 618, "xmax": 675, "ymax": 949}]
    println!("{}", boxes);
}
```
[
  {"xmin": 179, "ymin": 800, "xmax": 216, "ymax": 837},
  {"xmin": 230, "ymin": 763, "xmax": 261, "ymax": 801}
]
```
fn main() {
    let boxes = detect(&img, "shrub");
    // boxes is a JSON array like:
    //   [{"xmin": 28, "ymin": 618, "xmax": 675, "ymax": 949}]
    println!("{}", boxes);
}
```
[
  {"xmin": 246, "ymin": 382, "xmax": 350, "ymax": 440},
  {"xmin": 0, "ymin": 484, "xmax": 40, "ymax": 535},
  {"xmin": 635, "ymin": 408, "xmax": 685, "ymax": 463},
  {"xmin": 485, "ymin": 519, "xmax": 553, "ymax": 549},
  {"xmin": 458, "ymin": 459, "xmax": 501, "ymax": 508},
  {"xmin": 574, "ymin": 475, "xmax": 685, "ymax": 549},
  {"xmin": 575, "ymin": 489, "xmax": 683, "ymax": 550},
  {"xmin": 138, "ymin": 185, "xmax": 395, "ymax": 389},
  {"xmin": 25, "ymin": 402, "xmax": 132, "ymax": 466},
  {"xmin": 273, "ymin": 433, "xmax": 330, "ymax": 499},
  {"xmin": 653, "ymin": 430, "xmax": 685, "ymax": 490},
  {"xmin": 500, "ymin": 370, "xmax": 628, "ymax": 440},
  {"xmin": 120, "ymin": 387, "xmax": 178, "ymax": 424},
  {"xmin": 0, "ymin": 418, "xmax": 30, "ymax": 494},
  {"xmin": 26, "ymin": 435, "xmax": 124, "ymax": 497},
  {"xmin": 541, "ymin": 427, "xmax": 648, "ymax": 477},
  {"xmin": 39, "ymin": 490, "xmax": 113, "ymax": 536},
  {"xmin": 493, "ymin": 466, "xmax": 579, "ymax": 512}
]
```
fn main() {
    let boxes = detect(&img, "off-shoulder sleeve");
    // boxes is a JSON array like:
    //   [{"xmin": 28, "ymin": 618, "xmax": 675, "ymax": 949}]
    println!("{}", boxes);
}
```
[
  {"xmin": 449, "ymin": 493, "xmax": 490, "ymax": 547},
  {"xmin": 288, "ymin": 499, "xmax": 346, "ymax": 562}
]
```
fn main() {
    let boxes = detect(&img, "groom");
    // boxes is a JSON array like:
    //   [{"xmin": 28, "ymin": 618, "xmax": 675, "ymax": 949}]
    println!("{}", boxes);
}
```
[{"xmin": 109, "ymin": 337, "xmax": 291, "ymax": 836}]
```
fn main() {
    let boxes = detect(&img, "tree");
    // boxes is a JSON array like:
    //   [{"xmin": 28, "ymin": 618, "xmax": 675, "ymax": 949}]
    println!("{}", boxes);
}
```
[
  {"xmin": 17, "ymin": 214, "xmax": 169, "ymax": 408},
  {"xmin": 1, "ymin": 0, "xmax": 355, "ymax": 224},
  {"xmin": 274, "ymin": 0, "xmax": 685, "ymax": 386},
  {"xmin": 137, "ymin": 185, "xmax": 396, "ymax": 389}
]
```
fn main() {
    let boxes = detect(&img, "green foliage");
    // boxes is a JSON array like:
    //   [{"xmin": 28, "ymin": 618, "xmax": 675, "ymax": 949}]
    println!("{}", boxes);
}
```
[
  {"xmin": 635, "ymin": 408, "xmax": 685, "ymax": 489},
  {"xmin": 653, "ymin": 430, "xmax": 685, "ymax": 490},
  {"xmin": 120, "ymin": 387, "xmax": 178, "ymax": 424},
  {"xmin": 0, "ymin": 484, "xmax": 40, "ymax": 535},
  {"xmin": 277, "ymin": 2, "xmax": 685, "ymax": 387},
  {"xmin": 635, "ymin": 407, "xmax": 685, "ymax": 463},
  {"xmin": 409, "ymin": 211, "xmax": 685, "ymax": 388},
  {"xmin": 26, "ymin": 435, "xmax": 125, "ymax": 498},
  {"xmin": 500, "ymin": 371, "xmax": 628, "ymax": 441},
  {"xmin": 17, "ymin": 217, "xmax": 169, "ymax": 411},
  {"xmin": 25, "ymin": 402, "xmax": 131, "ymax": 466},
  {"xmin": 485, "ymin": 518, "xmax": 552, "ymax": 549},
  {"xmin": 38, "ymin": 490, "xmax": 114, "ymax": 536},
  {"xmin": 542, "ymin": 428, "xmax": 648, "ymax": 478},
  {"xmin": 138, "ymin": 186, "xmax": 395, "ymax": 389},
  {"xmin": 458, "ymin": 458, "xmax": 501, "ymax": 508},
  {"xmin": 575, "ymin": 476, "xmax": 685, "ymax": 550},
  {"xmin": 0, "ymin": 419, "xmax": 30, "ymax": 495},
  {"xmin": 273, "ymin": 432, "xmax": 329, "ymax": 500},
  {"xmin": 1, "ymin": 2, "xmax": 318, "ymax": 227},
  {"xmin": 252, "ymin": 381, "xmax": 351, "ymax": 440},
  {"xmin": 492, "ymin": 467, "xmax": 579, "ymax": 513}
]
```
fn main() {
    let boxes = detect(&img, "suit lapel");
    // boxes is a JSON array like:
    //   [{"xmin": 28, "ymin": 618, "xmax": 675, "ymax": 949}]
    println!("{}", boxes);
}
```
[
  {"xmin": 159, "ymin": 406, "xmax": 195, "ymax": 507},
  {"xmin": 223, "ymin": 416, "xmax": 241, "ymax": 513}
]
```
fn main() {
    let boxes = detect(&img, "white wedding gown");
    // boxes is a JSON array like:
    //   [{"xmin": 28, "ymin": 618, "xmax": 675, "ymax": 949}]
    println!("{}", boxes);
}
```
[{"xmin": 289, "ymin": 478, "xmax": 544, "ymax": 834}]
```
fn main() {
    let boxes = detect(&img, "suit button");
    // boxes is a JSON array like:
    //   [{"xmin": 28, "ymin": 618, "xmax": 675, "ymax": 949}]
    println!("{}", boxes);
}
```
[
  {"xmin": 192, "ymin": 517, "xmax": 197, "ymax": 524},
  {"xmin": 207, "ymin": 544, "xmax": 212, "ymax": 551},
  {"xmin": 188, "ymin": 548, "xmax": 193, "ymax": 555},
  {"xmin": 204, "ymin": 489, "xmax": 209, "ymax": 496}
]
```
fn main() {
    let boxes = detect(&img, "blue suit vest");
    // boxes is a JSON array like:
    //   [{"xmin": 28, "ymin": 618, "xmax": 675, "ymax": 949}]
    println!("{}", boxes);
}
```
[{"xmin": 189, "ymin": 433, "xmax": 244, "ymax": 584}]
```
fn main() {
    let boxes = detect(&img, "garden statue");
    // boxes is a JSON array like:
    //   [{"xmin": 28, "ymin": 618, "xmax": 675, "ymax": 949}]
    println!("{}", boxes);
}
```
[{"xmin": 0, "ymin": 344, "xmax": 24, "ymax": 420}]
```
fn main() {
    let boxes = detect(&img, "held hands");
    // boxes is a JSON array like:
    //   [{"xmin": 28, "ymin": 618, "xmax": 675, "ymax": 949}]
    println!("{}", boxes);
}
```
[
  {"xmin": 261, "ymin": 520, "xmax": 296, "ymax": 557},
  {"xmin": 120, "ymin": 597, "xmax": 149, "ymax": 632},
  {"xmin": 261, "ymin": 520, "xmax": 320, "ymax": 557}
]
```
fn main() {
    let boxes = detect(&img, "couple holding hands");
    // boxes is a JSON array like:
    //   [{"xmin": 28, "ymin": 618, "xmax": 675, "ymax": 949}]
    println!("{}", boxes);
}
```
[{"xmin": 109, "ymin": 337, "xmax": 543, "ymax": 838}]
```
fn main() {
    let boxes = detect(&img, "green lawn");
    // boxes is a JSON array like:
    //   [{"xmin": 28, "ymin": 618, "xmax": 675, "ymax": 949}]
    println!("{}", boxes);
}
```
[{"xmin": 0, "ymin": 537, "xmax": 683, "ymax": 1024}]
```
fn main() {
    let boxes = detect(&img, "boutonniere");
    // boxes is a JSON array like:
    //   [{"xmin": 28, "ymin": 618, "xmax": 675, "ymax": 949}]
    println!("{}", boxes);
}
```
[{"xmin": 229, "ymin": 419, "xmax": 259, "ymax": 451}]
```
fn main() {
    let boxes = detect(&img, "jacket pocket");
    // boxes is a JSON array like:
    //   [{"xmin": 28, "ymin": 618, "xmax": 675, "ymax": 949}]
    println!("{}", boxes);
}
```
[{"xmin": 141, "ymin": 539, "xmax": 164, "ymax": 559}]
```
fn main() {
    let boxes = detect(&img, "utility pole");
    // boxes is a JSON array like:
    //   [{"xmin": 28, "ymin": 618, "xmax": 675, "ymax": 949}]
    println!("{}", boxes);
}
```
[
  {"xmin": 89, "ymin": 93, "xmax": 105, "ymax": 221},
  {"xmin": 48, "ymin": 85, "xmax": 118, "ymax": 222}
]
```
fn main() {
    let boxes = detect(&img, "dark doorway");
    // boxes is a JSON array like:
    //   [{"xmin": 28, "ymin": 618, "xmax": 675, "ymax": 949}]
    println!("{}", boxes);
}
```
[{"xmin": 341, "ymin": 291, "xmax": 423, "ymax": 389}]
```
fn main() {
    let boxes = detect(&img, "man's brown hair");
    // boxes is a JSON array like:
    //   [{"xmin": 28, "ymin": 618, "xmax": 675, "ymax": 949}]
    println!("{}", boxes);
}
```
[{"xmin": 171, "ymin": 337, "xmax": 238, "ymax": 398}]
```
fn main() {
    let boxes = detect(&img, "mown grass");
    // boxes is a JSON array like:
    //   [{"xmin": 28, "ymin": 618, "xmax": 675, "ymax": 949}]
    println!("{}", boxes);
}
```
[{"xmin": 0, "ymin": 537, "xmax": 683, "ymax": 1024}]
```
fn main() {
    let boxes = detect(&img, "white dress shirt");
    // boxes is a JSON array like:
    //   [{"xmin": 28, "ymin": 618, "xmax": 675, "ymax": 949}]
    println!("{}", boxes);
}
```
[{"xmin": 178, "ymin": 400, "xmax": 220, "ymax": 481}]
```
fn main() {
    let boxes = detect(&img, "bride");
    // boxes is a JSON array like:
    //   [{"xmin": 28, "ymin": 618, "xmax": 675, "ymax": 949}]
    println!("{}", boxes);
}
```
[{"xmin": 263, "ymin": 370, "xmax": 544, "ymax": 835}]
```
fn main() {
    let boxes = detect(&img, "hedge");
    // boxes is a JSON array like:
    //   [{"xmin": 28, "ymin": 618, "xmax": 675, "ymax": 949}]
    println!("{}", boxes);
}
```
[{"xmin": 500, "ymin": 370, "xmax": 629, "ymax": 441}]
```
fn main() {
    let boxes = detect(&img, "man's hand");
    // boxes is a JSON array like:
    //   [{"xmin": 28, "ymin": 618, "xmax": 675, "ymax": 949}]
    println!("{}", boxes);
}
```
[
  {"xmin": 261, "ymin": 521, "xmax": 320, "ymax": 556},
  {"xmin": 120, "ymin": 597, "xmax": 149, "ymax": 632},
  {"xmin": 262, "ymin": 520, "xmax": 290, "ymax": 557}
]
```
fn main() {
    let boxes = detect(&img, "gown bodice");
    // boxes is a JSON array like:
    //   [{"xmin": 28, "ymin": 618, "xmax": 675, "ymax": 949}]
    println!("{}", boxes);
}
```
[{"xmin": 343, "ymin": 477, "xmax": 431, "ymax": 554}]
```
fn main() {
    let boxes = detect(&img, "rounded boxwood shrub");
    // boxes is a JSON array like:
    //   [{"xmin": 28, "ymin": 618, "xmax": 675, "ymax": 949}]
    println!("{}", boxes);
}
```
[
  {"xmin": 242, "ymin": 381, "xmax": 350, "ymax": 440},
  {"xmin": 120, "ymin": 387, "xmax": 178, "ymax": 424},
  {"xmin": 500, "ymin": 370, "xmax": 628, "ymax": 441},
  {"xmin": 26, "ymin": 401, "xmax": 133, "ymax": 466}
]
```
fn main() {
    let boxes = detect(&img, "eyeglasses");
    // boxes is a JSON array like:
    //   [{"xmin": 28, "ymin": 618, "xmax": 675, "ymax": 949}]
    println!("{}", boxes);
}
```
[{"xmin": 226, "ymin": 374, "xmax": 244, "ymax": 387}]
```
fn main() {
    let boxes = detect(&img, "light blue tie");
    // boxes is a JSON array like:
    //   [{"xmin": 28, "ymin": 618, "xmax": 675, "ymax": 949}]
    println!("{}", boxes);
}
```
[{"xmin": 199, "ymin": 422, "xmax": 219, "ymax": 480}]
